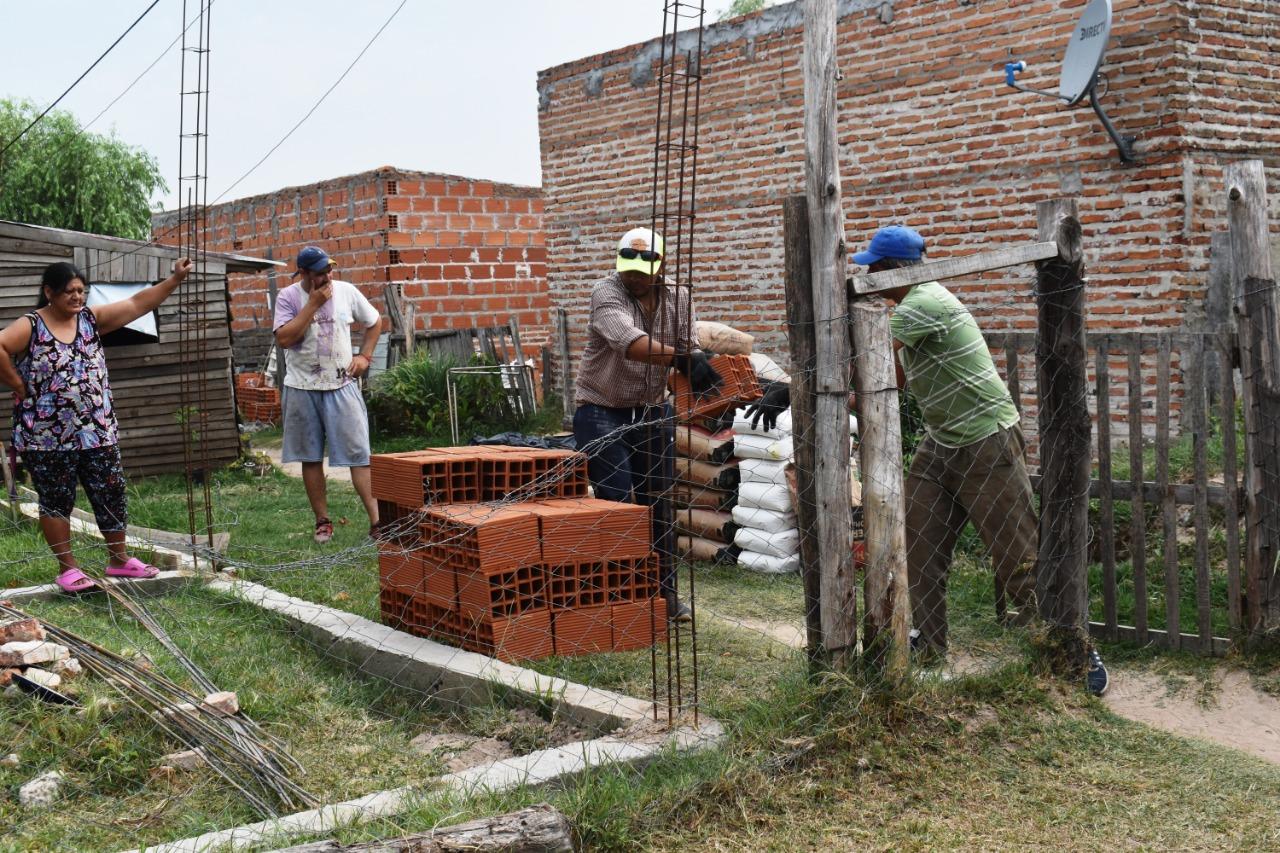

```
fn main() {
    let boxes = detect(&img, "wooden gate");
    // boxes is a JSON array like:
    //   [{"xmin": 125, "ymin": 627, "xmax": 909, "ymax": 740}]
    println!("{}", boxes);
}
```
[{"xmin": 987, "ymin": 330, "xmax": 1244, "ymax": 655}]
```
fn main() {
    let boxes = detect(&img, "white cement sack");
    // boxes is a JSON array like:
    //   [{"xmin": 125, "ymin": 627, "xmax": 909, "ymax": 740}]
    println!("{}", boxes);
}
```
[
  {"xmin": 732, "ymin": 406, "xmax": 792, "ymax": 439},
  {"xmin": 733, "ymin": 433, "xmax": 793, "ymax": 461},
  {"xmin": 734, "ymin": 525, "xmax": 800, "ymax": 558},
  {"xmin": 738, "ymin": 482, "xmax": 793, "ymax": 512},
  {"xmin": 731, "ymin": 505, "xmax": 796, "ymax": 534},
  {"xmin": 739, "ymin": 458, "xmax": 789, "ymax": 485},
  {"xmin": 737, "ymin": 550, "xmax": 801, "ymax": 575},
  {"xmin": 748, "ymin": 352, "xmax": 790, "ymax": 383}
]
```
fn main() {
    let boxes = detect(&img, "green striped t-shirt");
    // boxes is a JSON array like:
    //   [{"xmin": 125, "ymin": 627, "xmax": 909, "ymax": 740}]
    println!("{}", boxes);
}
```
[{"xmin": 889, "ymin": 281, "xmax": 1019, "ymax": 448}]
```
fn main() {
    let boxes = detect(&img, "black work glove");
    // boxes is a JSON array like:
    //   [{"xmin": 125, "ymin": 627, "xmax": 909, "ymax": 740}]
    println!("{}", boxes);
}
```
[
  {"xmin": 745, "ymin": 381, "xmax": 791, "ymax": 431},
  {"xmin": 673, "ymin": 352, "xmax": 722, "ymax": 399}
]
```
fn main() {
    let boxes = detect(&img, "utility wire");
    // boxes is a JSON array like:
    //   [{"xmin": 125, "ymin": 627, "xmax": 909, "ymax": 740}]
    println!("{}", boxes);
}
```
[
  {"xmin": 211, "ymin": 0, "xmax": 409, "ymax": 204},
  {"xmin": 84, "ymin": 0, "xmax": 214, "ymax": 132},
  {"xmin": 0, "ymin": 0, "xmax": 164, "ymax": 158}
]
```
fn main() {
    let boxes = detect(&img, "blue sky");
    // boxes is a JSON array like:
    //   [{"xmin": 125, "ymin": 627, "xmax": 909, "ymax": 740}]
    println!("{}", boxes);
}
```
[{"xmin": 0, "ymin": 0, "xmax": 706, "ymax": 205}]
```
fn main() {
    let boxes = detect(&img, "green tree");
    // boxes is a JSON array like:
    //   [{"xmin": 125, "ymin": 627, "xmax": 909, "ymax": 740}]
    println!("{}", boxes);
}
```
[
  {"xmin": 719, "ymin": 0, "xmax": 771, "ymax": 21},
  {"xmin": 0, "ymin": 98, "xmax": 166, "ymax": 240}
]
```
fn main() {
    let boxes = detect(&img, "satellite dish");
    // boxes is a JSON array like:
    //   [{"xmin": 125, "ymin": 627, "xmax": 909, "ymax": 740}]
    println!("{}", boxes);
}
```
[
  {"xmin": 1058, "ymin": 0, "xmax": 1112, "ymax": 105},
  {"xmin": 1003, "ymin": 0, "xmax": 1135, "ymax": 163}
]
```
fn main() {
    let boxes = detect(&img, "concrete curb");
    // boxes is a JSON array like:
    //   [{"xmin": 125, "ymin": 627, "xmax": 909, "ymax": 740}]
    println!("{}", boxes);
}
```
[{"xmin": 123, "ymin": 578, "xmax": 723, "ymax": 852}]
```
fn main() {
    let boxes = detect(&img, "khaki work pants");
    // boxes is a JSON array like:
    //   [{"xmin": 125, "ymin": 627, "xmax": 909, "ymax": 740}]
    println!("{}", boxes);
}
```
[{"xmin": 905, "ymin": 425, "xmax": 1038, "ymax": 652}]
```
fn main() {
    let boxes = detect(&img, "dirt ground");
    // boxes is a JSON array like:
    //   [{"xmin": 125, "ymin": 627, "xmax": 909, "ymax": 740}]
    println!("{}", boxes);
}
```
[{"xmin": 713, "ymin": 609, "xmax": 1280, "ymax": 766}]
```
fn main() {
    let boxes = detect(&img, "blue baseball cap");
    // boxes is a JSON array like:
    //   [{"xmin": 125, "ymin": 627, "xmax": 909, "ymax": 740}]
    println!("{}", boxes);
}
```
[
  {"xmin": 293, "ymin": 245, "xmax": 335, "ymax": 276},
  {"xmin": 851, "ymin": 225, "xmax": 926, "ymax": 266}
]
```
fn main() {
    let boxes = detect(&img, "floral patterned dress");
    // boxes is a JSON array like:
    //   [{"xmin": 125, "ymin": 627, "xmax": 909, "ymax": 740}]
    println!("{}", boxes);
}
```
[{"xmin": 13, "ymin": 309, "xmax": 120, "ymax": 452}]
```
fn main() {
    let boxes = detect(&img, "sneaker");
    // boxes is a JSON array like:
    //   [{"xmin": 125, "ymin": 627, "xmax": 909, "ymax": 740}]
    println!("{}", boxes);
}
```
[
  {"xmin": 1086, "ymin": 648, "xmax": 1109, "ymax": 697},
  {"xmin": 314, "ymin": 517, "xmax": 334, "ymax": 544}
]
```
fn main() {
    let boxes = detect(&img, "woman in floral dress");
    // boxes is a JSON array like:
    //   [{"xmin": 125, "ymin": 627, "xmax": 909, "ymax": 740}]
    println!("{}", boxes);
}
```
[{"xmin": 0, "ymin": 257, "xmax": 191, "ymax": 593}]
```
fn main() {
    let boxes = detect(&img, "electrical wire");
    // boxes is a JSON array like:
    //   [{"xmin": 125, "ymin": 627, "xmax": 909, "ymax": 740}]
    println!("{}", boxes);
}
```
[{"xmin": 211, "ymin": 0, "xmax": 409, "ymax": 204}]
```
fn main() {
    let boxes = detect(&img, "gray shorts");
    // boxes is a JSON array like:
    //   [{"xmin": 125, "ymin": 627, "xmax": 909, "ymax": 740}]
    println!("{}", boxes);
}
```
[{"xmin": 281, "ymin": 382, "xmax": 371, "ymax": 467}]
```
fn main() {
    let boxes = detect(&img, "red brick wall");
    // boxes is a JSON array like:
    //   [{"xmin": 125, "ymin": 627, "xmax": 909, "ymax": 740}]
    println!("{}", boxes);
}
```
[
  {"xmin": 537, "ymin": 0, "xmax": 1280, "ymax": 385},
  {"xmin": 154, "ymin": 166, "xmax": 549, "ymax": 348}
]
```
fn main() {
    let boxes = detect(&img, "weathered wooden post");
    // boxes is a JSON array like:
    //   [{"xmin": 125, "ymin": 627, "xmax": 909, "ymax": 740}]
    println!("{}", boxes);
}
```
[
  {"xmin": 849, "ymin": 297, "xmax": 909, "ymax": 677},
  {"xmin": 803, "ymin": 0, "xmax": 856, "ymax": 666},
  {"xmin": 1035, "ymin": 198, "xmax": 1091, "ymax": 666},
  {"xmin": 784, "ymin": 195, "xmax": 826, "ymax": 665},
  {"xmin": 1226, "ymin": 159, "xmax": 1280, "ymax": 637}
]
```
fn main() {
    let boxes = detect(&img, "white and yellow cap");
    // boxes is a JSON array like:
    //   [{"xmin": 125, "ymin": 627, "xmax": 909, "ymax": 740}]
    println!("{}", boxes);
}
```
[{"xmin": 616, "ymin": 227, "xmax": 664, "ymax": 275}]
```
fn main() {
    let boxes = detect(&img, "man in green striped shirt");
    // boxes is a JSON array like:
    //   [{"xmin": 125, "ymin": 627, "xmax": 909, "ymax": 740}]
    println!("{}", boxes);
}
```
[{"xmin": 855, "ymin": 225, "xmax": 1106, "ymax": 696}]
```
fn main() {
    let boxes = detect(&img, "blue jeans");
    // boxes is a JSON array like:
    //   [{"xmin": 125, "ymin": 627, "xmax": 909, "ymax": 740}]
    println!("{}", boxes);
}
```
[{"xmin": 573, "ymin": 403, "xmax": 676, "ymax": 595}]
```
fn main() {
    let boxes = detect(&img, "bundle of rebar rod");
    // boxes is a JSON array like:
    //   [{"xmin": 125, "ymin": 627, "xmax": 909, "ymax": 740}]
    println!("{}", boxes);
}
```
[{"xmin": 0, "ymin": 601, "xmax": 315, "ymax": 816}]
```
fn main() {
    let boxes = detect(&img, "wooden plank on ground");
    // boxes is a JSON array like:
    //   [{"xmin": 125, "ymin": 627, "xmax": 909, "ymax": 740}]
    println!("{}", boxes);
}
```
[{"xmin": 849, "ymin": 240, "xmax": 1060, "ymax": 294}]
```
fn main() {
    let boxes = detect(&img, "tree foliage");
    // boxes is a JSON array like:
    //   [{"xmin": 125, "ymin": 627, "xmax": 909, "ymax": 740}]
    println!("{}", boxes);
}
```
[
  {"xmin": 0, "ymin": 98, "xmax": 166, "ymax": 240},
  {"xmin": 719, "ymin": 0, "xmax": 771, "ymax": 21}
]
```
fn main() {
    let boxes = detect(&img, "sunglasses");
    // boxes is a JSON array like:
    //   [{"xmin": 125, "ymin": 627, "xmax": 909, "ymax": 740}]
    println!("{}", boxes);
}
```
[{"xmin": 618, "ymin": 248, "xmax": 661, "ymax": 262}]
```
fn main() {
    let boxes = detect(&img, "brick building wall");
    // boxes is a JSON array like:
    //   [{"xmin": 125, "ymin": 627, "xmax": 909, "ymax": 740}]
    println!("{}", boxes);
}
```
[
  {"xmin": 153, "ymin": 166, "xmax": 549, "ymax": 359},
  {"xmin": 537, "ymin": 0, "xmax": 1280, "ymax": 421}
]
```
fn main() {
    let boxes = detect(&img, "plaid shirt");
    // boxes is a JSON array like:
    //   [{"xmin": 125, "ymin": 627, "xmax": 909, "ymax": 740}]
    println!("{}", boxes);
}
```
[{"xmin": 575, "ymin": 273, "xmax": 697, "ymax": 408}]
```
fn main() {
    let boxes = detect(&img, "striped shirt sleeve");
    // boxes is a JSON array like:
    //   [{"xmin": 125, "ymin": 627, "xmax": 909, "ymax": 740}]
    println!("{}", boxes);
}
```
[{"xmin": 590, "ymin": 285, "xmax": 647, "ymax": 355}]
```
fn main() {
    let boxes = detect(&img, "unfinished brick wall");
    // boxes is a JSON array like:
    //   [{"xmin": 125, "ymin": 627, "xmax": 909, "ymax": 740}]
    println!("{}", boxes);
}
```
[
  {"xmin": 537, "ymin": 0, "xmax": 1280, "ymax": 398},
  {"xmin": 153, "ymin": 167, "xmax": 549, "ymax": 359}
]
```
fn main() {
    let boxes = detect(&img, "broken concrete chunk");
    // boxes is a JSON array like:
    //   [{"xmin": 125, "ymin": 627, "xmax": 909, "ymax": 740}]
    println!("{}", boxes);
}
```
[
  {"xmin": 158, "ymin": 690, "xmax": 240, "ymax": 720},
  {"xmin": 0, "ymin": 640, "xmax": 70, "ymax": 667},
  {"xmin": 160, "ymin": 748, "xmax": 206, "ymax": 772},
  {"xmin": 51, "ymin": 658, "xmax": 82, "ymax": 680},
  {"xmin": 18, "ymin": 771, "xmax": 63, "ymax": 808},
  {"xmin": 20, "ymin": 668, "xmax": 62, "ymax": 690},
  {"xmin": 0, "ymin": 618, "xmax": 45, "ymax": 644},
  {"xmin": 201, "ymin": 691, "xmax": 238, "ymax": 716}
]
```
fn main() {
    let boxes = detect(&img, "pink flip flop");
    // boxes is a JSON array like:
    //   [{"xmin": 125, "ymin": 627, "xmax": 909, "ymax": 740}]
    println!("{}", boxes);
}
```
[
  {"xmin": 56, "ymin": 568, "xmax": 99, "ymax": 594},
  {"xmin": 105, "ymin": 557, "xmax": 160, "ymax": 579}
]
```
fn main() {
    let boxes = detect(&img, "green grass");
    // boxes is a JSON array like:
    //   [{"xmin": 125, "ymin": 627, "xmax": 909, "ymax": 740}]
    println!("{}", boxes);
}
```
[
  {"xmin": 4, "ymin": 467, "xmax": 1280, "ymax": 851},
  {"xmin": 0, "ymin": 584, "xmax": 592, "ymax": 852}
]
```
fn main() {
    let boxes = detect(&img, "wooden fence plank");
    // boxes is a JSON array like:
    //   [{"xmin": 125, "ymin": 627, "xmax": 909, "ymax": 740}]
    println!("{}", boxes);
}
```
[
  {"xmin": 850, "ymin": 241, "xmax": 1059, "ymax": 294},
  {"xmin": 1128, "ymin": 341, "xmax": 1148, "ymax": 642},
  {"xmin": 1156, "ymin": 335, "xmax": 1179, "ymax": 646},
  {"xmin": 1190, "ymin": 336, "xmax": 1213, "ymax": 651},
  {"xmin": 1219, "ymin": 332, "xmax": 1242, "ymax": 631},
  {"xmin": 1095, "ymin": 336, "xmax": 1118, "ymax": 639}
]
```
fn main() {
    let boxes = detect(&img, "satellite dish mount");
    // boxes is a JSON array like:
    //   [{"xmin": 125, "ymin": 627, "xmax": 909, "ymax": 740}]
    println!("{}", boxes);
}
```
[{"xmin": 1004, "ymin": 0, "xmax": 1135, "ymax": 164}]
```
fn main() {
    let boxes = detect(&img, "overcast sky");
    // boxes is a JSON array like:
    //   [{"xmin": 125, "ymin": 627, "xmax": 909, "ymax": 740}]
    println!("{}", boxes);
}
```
[{"xmin": 1, "ymin": 0, "xmax": 713, "ymax": 206}]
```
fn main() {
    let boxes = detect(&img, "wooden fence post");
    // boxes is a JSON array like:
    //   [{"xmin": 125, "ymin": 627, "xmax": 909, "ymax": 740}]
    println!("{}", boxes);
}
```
[
  {"xmin": 784, "ymin": 195, "xmax": 826, "ymax": 665},
  {"xmin": 849, "ymin": 297, "xmax": 909, "ymax": 677},
  {"xmin": 1035, "ymin": 198, "xmax": 1091, "ymax": 664},
  {"xmin": 803, "ymin": 0, "xmax": 856, "ymax": 665},
  {"xmin": 1227, "ymin": 160, "xmax": 1280, "ymax": 636}
]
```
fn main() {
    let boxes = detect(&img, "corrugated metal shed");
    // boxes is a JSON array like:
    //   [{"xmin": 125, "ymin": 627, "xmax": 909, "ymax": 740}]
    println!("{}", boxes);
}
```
[{"xmin": 0, "ymin": 220, "xmax": 281, "ymax": 478}]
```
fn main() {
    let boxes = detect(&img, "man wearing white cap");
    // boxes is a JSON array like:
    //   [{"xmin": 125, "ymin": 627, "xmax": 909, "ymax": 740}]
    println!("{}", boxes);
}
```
[
  {"xmin": 274, "ymin": 245, "xmax": 383, "ymax": 544},
  {"xmin": 573, "ymin": 227, "xmax": 721, "ymax": 622}
]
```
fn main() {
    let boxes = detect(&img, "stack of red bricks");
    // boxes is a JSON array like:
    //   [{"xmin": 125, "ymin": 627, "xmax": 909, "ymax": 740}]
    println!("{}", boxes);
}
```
[
  {"xmin": 668, "ymin": 353, "xmax": 762, "ymax": 421},
  {"xmin": 235, "ymin": 372, "xmax": 281, "ymax": 425},
  {"xmin": 373, "ymin": 445, "xmax": 667, "ymax": 663}
]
